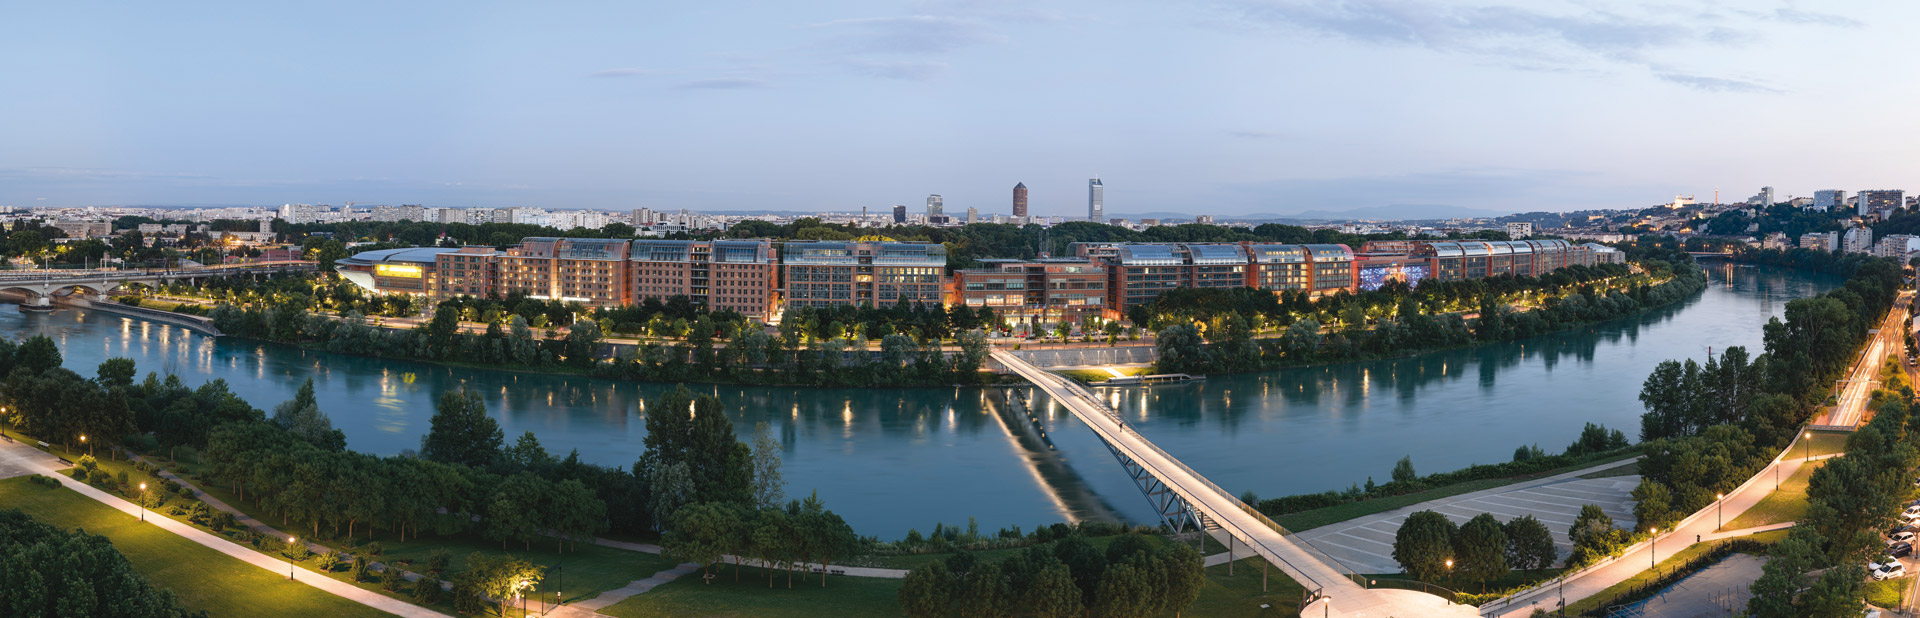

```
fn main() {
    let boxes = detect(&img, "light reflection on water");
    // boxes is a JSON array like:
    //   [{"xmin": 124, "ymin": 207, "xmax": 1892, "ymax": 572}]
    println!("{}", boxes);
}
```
[{"xmin": 0, "ymin": 263, "xmax": 1837, "ymax": 536}]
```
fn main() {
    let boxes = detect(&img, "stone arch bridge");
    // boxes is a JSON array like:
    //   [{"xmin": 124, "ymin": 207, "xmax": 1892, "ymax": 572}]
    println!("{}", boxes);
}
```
[{"xmin": 0, "ymin": 262, "xmax": 316, "ymax": 308}]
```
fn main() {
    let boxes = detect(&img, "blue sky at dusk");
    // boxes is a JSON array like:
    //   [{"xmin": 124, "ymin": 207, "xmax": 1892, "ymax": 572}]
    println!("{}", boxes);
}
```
[{"xmin": 3, "ymin": 1, "xmax": 1915, "ymax": 216}]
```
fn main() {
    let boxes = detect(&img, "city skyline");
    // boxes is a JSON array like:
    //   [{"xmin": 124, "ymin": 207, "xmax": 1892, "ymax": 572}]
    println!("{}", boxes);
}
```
[{"xmin": 6, "ymin": 2, "xmax": 1919, "ymax": 215}]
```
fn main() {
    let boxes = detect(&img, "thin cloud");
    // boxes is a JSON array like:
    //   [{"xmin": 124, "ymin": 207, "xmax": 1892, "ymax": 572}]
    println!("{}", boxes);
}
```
[
  {"xmin": 810, "ymin": 15, "xmax": 1003, "ymax": 55},
  {"xmin": 1654, "ymin": 72, "xmax": 1782, "ymax": 93},
  {"xmin": 1769, "ymin": 8, "xmax": 1862, "ymax": 27},
  {"xmin": 1230, "ymin": 129, "xmax": 1278, "ymax": 139},
  {"xmin": 844, "ymin": 58, "xmax": 949, "ymax": 80},
  {"xmin": 590, "ymin": 68, "xmax": 654, "ymax": 78},
  {"xmin": 677, "ymin": 78, "xmax": 770, "ymax": 90}
]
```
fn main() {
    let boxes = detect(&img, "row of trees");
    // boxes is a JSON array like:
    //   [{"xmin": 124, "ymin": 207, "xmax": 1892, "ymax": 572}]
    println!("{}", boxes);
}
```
[
  {"xmin": 898, "ymin": 535, "xmax": 1204, "ymax": 618},
  {"xmin": 1391, "ymin": 511, "xmax": 1557, "ymax": 591},
  {"xmin": 594, "ymin": 328, "xmax": 992, "ymax": 386},
  {"xmin": 1155, "ymin": 245, "xmax": 1705, "ymax": 375}
]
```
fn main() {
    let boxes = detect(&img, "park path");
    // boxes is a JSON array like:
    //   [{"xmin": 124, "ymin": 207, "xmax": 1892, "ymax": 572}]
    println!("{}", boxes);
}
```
[
  {"xmin": 1486, "ymin": 452, "xmax": 1833, "ymax": 617},
  {"xmin": 0, "ymin": 440, "xmax": 446, "ymax": 618}
]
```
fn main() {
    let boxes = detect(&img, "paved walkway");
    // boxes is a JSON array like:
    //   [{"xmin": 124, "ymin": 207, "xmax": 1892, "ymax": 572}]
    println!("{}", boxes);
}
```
[
  {"xmin": 1296, "ymin": 459, "xmax": 1641, "ymax": 574},
  {"xmin": 0, "ymin": 440, "xmax": 446, "ymax": 618},
  {"xmin": 1486, "ymin": 452, "xmax": 1826, "ymax": 617}
]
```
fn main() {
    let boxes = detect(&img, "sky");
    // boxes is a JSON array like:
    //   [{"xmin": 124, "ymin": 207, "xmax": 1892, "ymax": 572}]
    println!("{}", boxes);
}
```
[{"xmin": 3, "ymin": 1, "xmax": 1917, "ymax": 217}]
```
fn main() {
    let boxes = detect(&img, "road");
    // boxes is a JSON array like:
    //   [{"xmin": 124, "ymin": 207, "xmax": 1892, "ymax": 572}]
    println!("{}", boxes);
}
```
[
  {"xmin": 1818, "ymin": 290, "xmax": 1913, "ymax": 428},
  {"xmin": 992, "ymin": 349, "xmax": 1477, "ymax": 618}
]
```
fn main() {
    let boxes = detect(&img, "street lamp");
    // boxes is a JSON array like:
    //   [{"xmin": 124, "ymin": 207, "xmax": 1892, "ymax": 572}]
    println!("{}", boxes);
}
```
[
  {"xmin": 1716, "ymin": 493, "xmax": 1725, "ymax": 530},
  {"xmin": 288, "ymin": 537, "xmax": 297, "ymax": 580},
  {"xmin": 1804, "ymin": 432, "xmax": 1812, "ymax": 461},
  {"xmin": 1649, "ymin": 527, "xmax": 1659, "ymax": 568},
  {"xmin": 138, "ymin": 483, "xmax": 147, "ymax": 522},
  {"xmin": 79, "ymin": 434, "xmax": 88, "ymax": 457}
]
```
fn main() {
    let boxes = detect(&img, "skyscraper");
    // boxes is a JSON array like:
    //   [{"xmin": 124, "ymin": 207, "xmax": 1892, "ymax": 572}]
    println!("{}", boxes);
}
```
[
  {"xmin": 1088, "ymin": 176, "xmax": 1103, "ymax": 221},
  {"xmin": 1013, "ymin": 182, "xmax": 1028, "ymax": 218},
  {"xmin": 892, "ymin": 205, "xmax": 906, "ymax": 223},
  {"xmin": 926, "ymin": 194, "xmax": 944, "ymax": 218}
]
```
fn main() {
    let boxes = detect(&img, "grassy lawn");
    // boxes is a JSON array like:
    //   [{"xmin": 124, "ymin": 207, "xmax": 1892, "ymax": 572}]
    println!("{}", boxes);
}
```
[
  {"xmin": 1276, "ymin": 452, "xmax": 1640, "ymax": 532},
  {"xmin": 600, "ymin": 564, "xmax": 902, "ymax": 618},
  {"xmin": 187, "ymin": 472, "xmax": 681, "ymax": 604},
  {"xmin": 1578, "ymin": 461, "xmax": 1639, "ymax": 479},
  {"xmin": 1562, "ymin": 529, "xmax": 1788, "ymax": 615},
  {"xmin": 0, "ymin": 477, "xmax": 392, "ymax": 618},
  {"xmin": 1867, "ymin": 577, "xmax": 1908, "ymax": 608},
  {"xmin": 1722, "ymin": 460, "xmax": 1823, "ymax": 531},
  {"xmin": 1052, "ymin": 367, "xmax": 1149, "ymax": 383},
  {"xmin": 847, "ymin": 533, "xmax": 1187, "ymax": 570},
  {"xmin": 1175, "ymin": 558, "xmax": 1309, "ymax": 618},
  {"xmin": 1802, "ymin": 431, "xmax": 1851, "ymax": 458}
]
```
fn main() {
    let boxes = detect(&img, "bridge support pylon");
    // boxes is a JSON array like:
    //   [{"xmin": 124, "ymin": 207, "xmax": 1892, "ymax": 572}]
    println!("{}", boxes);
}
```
[{"xmin": 1100, "ymin": 439, "xmax": 1201, "ymax": 534}]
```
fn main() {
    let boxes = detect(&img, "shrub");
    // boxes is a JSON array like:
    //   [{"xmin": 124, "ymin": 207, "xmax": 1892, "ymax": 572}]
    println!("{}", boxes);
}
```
[
  {"xmin": 115, "ymin": 471, "xmax": 130, "ymax": 488},
  {"xmin": 352, "ymin": 555, "xmax": 372, "ymax": 582},
  {"xmin": 315, "ymin": 551, "xmax": 345, "ymax": 572},
  {"xmin": 285, "ymin": 540, "xmax": 312, "ymax": 562},
  {"xmin": 28, "ymin": 474, "xmax": 60, "ymax": 488},
  {"xmin": 381, "ymin": 567, "xmax": 407, "ymax": 592},
  {"xmin": 412, "ymin": 577, "xmax": 443, "ymax": 604},
  {"xmin": 365, "ymin": 541, "xmax": 383, "ymax": 556},
  {"xmin": 211, "ymin": 511, "xmax": 237, "ymax": 532},
  {"xmin": 426, "ymin": 548, "xmax": 451, "ymax": 574},
  {"xmin": 77, "ymin": 455, "xmax": 99, "ymax": 472}
]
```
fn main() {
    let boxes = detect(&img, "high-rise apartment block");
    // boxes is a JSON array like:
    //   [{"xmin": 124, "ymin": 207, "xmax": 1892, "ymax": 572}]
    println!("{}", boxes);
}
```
[
  {"xmin": 1859, "ymin": 190, "xmax": 1904, "ymax": 213},
  {"xmin": 1012, "ymin": 182, "xmax": 1028, "ymax": 218},
  {"xmin": 1844, "ymin": 227, "xmax": 1874, "ymax": 254},
  {"xmin": 926, "ymin": 194, "xmax": 943, "ymax": 219},
  {"xmin": 1506, "ymin": 222, "xmax": 1534, "ymax": 239}
]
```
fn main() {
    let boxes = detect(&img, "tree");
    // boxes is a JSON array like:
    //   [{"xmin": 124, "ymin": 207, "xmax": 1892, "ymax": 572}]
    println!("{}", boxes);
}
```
[
  {"xmin": 95, "ymin": 357, "xmax": 137, "ymax": 389},
  {"xmin": 1392, "ymin": 510, "xmax": 1456, "ymax": 582},
  {"xmin": 958, "ymin": 560, "xmax": 1011, "ymax": 618},
  {"xmin": 0, "ymin": 509, "xmax": 205, "ymax": 618},
  {"xmin": 272, "ymin": 378, "xmax": 344, "ymax": 451},
  {"xmin": 1158, "ymin": 543, "xmax": 1205, "ymax": 618},
  {"xmin": 14, "ymin": 335, "xmax": 61, "ymax": 374},
  {"xmin": 749, "ymin": 421, "xmax": 785, "ymax": 510},
  {"xmin": 420, "ymin": 387, "xmax": 503, "ymax": 468},
  {"xmin": 1452, "ymin": 513, "xmax": 1508, "ymax": 591},
  {"xmin": 648, "ymin": 461, "xmax": 694, "ymax": 532},
  {"xmin": 1567, "ymin": 504, "xmax": 1625, "ymax": 566},
  {"xmin": 456, "ymin": 553, "xmax": 544, "ymax": 616},
  {"xmin": 1804, "ymin": 454, "xmax": 1896, "ymax": 564},
  {"xmin": 1797, "ymin": 565, "xmax": 1867, "ymax": 618},
  {"xmin": 1391, "ymin": 455, "xmax": 1417, "ymax": 484},
  {"xmin": 664, "ymin": 502, "xmax": 739, "ymax": 577},
  {"xmin": 1504, "ymin": 515, "xmax": 1557, "ymax": 571},
  {"xmin": 486, "ymin": 473, "xmax": 549, "ymax": 550},
  {"xmin": 504, "ymin": 431, "xmax": 553, "ymax": 473},
  {"xmin": 1091, "ymin": 562, "xmax": 1157, "ymax": 618},
  {"xmin": 1023, "ymin": 563, "xmax": 1084, "ymax": 618},
  {"xmin": 1629, "ymin": 480, "xmax": 1676, "ymax": 533},
  {"xmin": 899, "ymin": 561, "xmax": 955, "ymax": 618},
  {"xmin": 1747, "ymin": 528, "xmax": 1823, "ymax": 618}
]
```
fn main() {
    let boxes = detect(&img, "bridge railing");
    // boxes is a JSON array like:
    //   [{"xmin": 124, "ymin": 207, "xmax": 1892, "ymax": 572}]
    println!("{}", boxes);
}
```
[{"xmin": 997, "ymin": 350, "xmax": 1359, "ymax": 593}]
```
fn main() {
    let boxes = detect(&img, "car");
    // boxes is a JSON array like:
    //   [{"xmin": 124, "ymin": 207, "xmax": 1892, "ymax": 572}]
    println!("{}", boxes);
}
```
[
  {"xmin": 1875, "ymin": 563, "xmax": 1908, "ymax": 581},
  {"xmin": 1894, "ymin": 543, "xmax": 1915, "ymax": 559},
  {"xmin": 1891, "ymin": 531, "xmax": 1916, "ymax": 545}
]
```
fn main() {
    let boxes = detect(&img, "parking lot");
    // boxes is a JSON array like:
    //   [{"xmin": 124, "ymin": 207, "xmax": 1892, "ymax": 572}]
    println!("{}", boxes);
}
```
[{"xmin": 1295, "ymin": 470, "xmax": 1640, "ymax": 574}]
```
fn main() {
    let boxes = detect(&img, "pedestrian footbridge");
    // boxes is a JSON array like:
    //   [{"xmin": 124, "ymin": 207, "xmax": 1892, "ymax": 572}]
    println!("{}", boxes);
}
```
[{"xmin": 991, "ymin": 350, "xmax": 1481, "ymax": 617}]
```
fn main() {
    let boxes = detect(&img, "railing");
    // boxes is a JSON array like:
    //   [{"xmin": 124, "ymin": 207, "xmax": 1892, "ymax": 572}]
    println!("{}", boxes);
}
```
[{"xmin": 1368, "ymin": 577, "xmax": 1462, "ymax": 605}]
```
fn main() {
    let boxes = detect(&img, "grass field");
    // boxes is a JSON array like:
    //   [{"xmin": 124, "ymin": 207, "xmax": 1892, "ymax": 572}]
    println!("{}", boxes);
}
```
[
  {"xmin": 600, "ymin": 564, "xmax": 903, "ymax": 618},
  {"xmin": 0, "ymin": 477, "xmax": 393, "ymax": 618},
  {"xmin": 1176, "ymin": 557, "xmax": 1309, "ymax": 617},
  {"xmin": 1867, "ymin": 576, "xmax": 1908, "ymax": 609},
  {"xmin": 1578, "ymin": 461, "xmax": 1639, "ymax": 479},
  {"xmin": 188, "ymin": 473, "xmax": 682, "ymax": 604},
  {"xmin": 1276, "ymin": 452, "xmax": 1641, "ymax": 532},
  {"xmin": 1562, "ymin": 529, "xmax": 1788, "ymax": 615},
  {"xmin": 1802, "ymin": 431, "xmax": 1851, "ymax": 459},
  {"xmin": 1722, "ymin": 460, "xmax": 1823, "ymax": 531}
]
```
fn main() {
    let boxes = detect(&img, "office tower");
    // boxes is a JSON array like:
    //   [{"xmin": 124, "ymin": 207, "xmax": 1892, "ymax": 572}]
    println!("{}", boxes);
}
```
[
  {"xmin": 967, "ymin": 207, "xmax": 978, "ymax": 224},
  {"xmin": 1812, "ymin": 190, "xmax": 1844, "ymax": 212},
  {"xmin": 926, "ymin": 194, "xmax": 944, "ymax": 218},
  {"xmin": 892, "ymin": 205, "xmax": 906, "ymax": 223},
  {"xmin": 1088, "ymin": 176, "xmax": 1103, "ymax": 221},
  {"xmin": 1013, "ymin": 182, "xmax": 1028, "ymax": 218}
]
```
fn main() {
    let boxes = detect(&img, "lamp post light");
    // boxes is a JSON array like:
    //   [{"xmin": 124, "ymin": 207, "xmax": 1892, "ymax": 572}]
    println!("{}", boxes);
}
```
[
  {"xmin": 138, "ymin": 483, "xmax": 146, "ymax": 522},
  {"xmin": 288, "ymin": 537, "xmax": 297, "ymax": 580},
  {"xmin": 1804, "ymin": 432, "xmax": 1812, "ymax": 460},
  {"xmin": 80, "ymin": 434, "xmax": 89, "ymax": 457},
  {"xmin": 1649, "ymin": 527, "xmax": 1659, "ymax": 568}
]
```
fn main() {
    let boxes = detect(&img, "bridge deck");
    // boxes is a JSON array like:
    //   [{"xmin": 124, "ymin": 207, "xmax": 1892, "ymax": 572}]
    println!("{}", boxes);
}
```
[{"xmin": 990, "ymin": 350, "xmax": 1373, "ymax": 600}]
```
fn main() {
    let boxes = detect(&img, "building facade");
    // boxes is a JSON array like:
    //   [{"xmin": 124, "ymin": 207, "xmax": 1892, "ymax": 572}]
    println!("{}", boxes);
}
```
[
  {"xmin": 1813, "ymin": 190, "xmax": 1845, "ymax": 211},
  {"xmin": 781, "ymin": 241, "xmax": 946, "ymax": 310},
  {"xmin": 1088, "ymin": 177, "xmax": 1103, "ymax": 222},
  {"xmin": 1859, "ymin": 190, "xmax": 1904, "ymax": 213},
  {"xmin": 952, "ymin": 259, "xmax": 1106, "ymax": 327},
  {"xmin": 1012, "ymin": 182, "xmax": 1028, "ymax": 218}
]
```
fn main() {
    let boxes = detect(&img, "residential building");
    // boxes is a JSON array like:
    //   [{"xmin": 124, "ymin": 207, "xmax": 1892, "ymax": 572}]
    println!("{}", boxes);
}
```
[
  {"xmin": 1578, "ymin": 243, "xmax": 1624, "ymax": 265},
  {"xmin": 1859, "ymin": 190, "xmax": 1904, "ymax": 213},
  {"xmin": 1196, "ymin": 215, "xmax": 1214, "ymax": 225},
  {"xmin": 1012, "ymin": 182, "xmax": 1028, "ymax": 218},
  {"xmin": 433, "ymin": 246, "xmax": 501, "ymax": 298},
  {"xmin": 1800, "ymin": 232, "xmax": 1840, "ymax": 252},
  {"xmin": 499, "ymin": 237, "xmax": 632, "ymax": 304},
  {"xmin": 952, "ymin": 259, "xmax": 1106, "ymax": 328},
  {"xmin": 1506, "ymin": 222, "xmax": 1534, "ymax": 239},
  {"xmin": 371, "ymin": 204, "xmax": 426, "ymax": 222},
  {"xmin": 1748, "ymin": 187, "xmax": 1776, "ymax": 206},
  {"xmin": 1844, "ymin": 227, "xmax": 1874, "ymax": 254},
  {"xmin": 50, "ymin": 220, "xmax": 112, "ymax": 239},
  {"xmin": 1762, "ymin": 232, "xmax": 1792, "ymax": 250},
  {"xmin": 1088, "ymin": 176, "xmax": 1103, "ymax": 222},
  {"xmin": 629, "ymin": 239, "xmax": 778, "ymax": 318},
  {"xmin": 279, "ymin": 203, "xmax": 325, "ymax": 223},
  {"xmin": 1874, "ymin": 234, "xmax": 1920, "ymax": 260},
  {"xmin": 781, "ymin": 241, "xmax": 945, "ymax": 310}
]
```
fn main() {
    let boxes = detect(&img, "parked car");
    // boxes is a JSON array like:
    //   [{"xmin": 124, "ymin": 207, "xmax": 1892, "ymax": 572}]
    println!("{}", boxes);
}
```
[
  {"xmin": 1893, "ymin": 543, "xmax": 1914, "ymax": 559},
  {"xmin": 1904, "ymin": 504, "xmax": 1920, "ymax": 516},
  {"xmin": 1875, "ymin": 562, "xmax": 1908, "ymax": 581},
  {"xmin": 1890, "ymin": 531, "xmax": 1916, "ymax": 545}
]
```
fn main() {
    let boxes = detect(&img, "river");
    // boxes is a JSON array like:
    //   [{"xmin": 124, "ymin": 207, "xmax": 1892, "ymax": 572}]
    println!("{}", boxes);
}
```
[{"xmin": 0, "ymin": 262, "xmax": 1838, "ymax": 538}]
